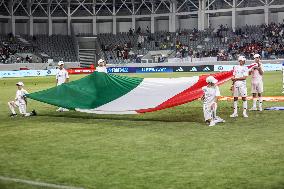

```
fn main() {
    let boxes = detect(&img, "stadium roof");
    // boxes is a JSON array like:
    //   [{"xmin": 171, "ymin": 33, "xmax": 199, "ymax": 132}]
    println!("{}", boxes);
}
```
[{"xmin": 0, "ymin": 0, "xmax": 283, "ymax": 17}]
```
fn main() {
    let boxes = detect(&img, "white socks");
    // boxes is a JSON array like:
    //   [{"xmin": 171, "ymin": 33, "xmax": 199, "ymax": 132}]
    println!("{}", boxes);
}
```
[
  {"xmin": 212, "ymin": 103, "xmax": 217, "ymax": 119},
  {"xmin": 243, "ymin": 100, "xmax": 247, "ymax": 113},
  {"xmin": 252, "ymin": 97, "xmax": 263, "ymax": 110},
  {"xmin": 233, "ymin": 101, "xmax": 238, "ymax": 114},
  {"xmin": 252, "ymin": 98, "xmax": 257, "ymax": 108},
  {"xmin": 259, "ymin": 97, "xmax": 263, "ymax": 109}
]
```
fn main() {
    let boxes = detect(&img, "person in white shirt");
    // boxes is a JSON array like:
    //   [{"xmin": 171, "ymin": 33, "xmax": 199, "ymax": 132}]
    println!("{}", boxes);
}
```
[
  {"xmin": 202, "ymin": 76, "xmax": 225, "ymax": 127},
  {"xmin": 249, "ymin": 54, "xmax": 264, "ymax": 111},
  {"xmin": 56, "ymin": 61, "xmax": 69, "ymax": 86},
  {"xmin": 230, "ymin": 56, "xmax": 249, "ymax": 118},
  {"xmin": 8, "ymin": 82, "xmax": 36, "ymax": 117},
  {"xmin": 56, "ymin": 61, "xmax": 69, "ymax": 112},
  {"xmin": 96, "ymin": 59, "xmax": 108, "ymax": 73}
]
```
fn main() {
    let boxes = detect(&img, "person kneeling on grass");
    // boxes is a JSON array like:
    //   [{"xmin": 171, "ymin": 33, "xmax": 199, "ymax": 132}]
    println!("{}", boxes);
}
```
[
  {"xmin": 201, "ymin": 76, "xmax": 225, "ymax": 127},
  {"xmin": 8, "ymin": 82, "xmax": 37, "ymax": 117}
]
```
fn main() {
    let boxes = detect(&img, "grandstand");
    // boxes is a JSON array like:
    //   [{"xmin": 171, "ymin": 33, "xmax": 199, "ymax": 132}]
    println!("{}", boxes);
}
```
[{"xmin": 0, "ymin": 0, "xmax": 284, "ymax": 67}]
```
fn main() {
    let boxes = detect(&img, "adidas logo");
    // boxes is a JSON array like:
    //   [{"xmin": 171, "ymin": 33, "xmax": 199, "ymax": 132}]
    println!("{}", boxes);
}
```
[
  {"xmin": 203, "ymin": 66, "xmax": 211, "ymax": 71},
  {"xmin": 176, "ymin": 67, "xmax": 183, "ymax": 72},
  {"xmin": 190, "ymin": 67, "xmax": 197, "ymax": 72}
]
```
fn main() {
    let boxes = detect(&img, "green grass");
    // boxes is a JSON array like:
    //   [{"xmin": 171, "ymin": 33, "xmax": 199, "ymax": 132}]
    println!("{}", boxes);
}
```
[{"xmin": 0, "ymin": 72, "xmax": 283, "ymax": 189}]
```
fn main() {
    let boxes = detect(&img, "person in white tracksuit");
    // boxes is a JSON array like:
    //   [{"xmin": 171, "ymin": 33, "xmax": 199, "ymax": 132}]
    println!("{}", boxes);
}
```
[
  {"xmin": 56, "ymin": 61, "xmax": 70, "ymax": 112},
  {"xmin": 230, "ymin": 56, "xmax": 249, "ymax": 118},
  {"xmin": 8, "ymin": 82, "xmax": 36, "ymax": 117},
  {"xmin": 249, "ymin": 54, "xmax": 264, "ymax": 111},
  {"xmin": 202, "ymin": 76, "xmax": 225, "ymax": 127},
  {"xmin": 96, "ymin": 59, "xmax": 108, "ymax": 73}
]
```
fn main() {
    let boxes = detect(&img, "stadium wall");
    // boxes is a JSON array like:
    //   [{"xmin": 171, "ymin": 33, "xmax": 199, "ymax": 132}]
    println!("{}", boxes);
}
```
[
  {"xmin": 1, "ymin": 60, "xmax": 283, "ymax": 72},
  {"xmin": 33, "ymin": 23, "xmax": 48, "ymax": 35},
  {"xmin": 0, "ymin": 62, "xmax": 80, "ymax": 71},
  {"xmin": 0, "ymin": 22, "xmax": 9, "ymax": 34},
  {"xmin": 136, "ymin": 20, "xmax": 152, "ymax": 31},
  {"xmin": 73, "ymin": 23, "xmax": 92, "ymax": 34},
  {"xmin": 109, "ymin": 59, "xmax": 284, "ymax": 67},
  {"xmin": 277, "ymin": 12, "xmax": 284, "ymax": 23},
  {"xmin": 1, "ymin": 63, "xmax": 282, "ymax": 78},
  {"xmin": 118, "ymin": 22, "xmax": 132, "ymax": 33},
  {"xmin": 53, "ymin": 22, "xmax": 68, "ymax": 35},
  {"xmin": 210, "ymin": 13, "xmax": 267, "ymax": 28},
  {"xmin": 179, "ymin": 18, "xmax": 198, "ymax": 30}
]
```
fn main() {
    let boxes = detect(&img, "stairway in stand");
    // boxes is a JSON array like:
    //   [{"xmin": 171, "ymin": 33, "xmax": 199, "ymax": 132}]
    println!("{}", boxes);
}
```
[{"xmin": 79, "ymin": 49, "xmax": 96, "ymax": 68}]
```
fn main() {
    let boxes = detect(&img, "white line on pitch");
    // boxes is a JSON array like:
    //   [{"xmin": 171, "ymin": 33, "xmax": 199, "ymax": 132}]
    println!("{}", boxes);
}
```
[{"xmin": 0, "ymin": 176, "xmax": 85, "ymax": 189}]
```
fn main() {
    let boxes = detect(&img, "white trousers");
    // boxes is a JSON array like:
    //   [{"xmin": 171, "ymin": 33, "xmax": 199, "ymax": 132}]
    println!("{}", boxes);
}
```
[
  {"xmin": 251, "ymin": 81, "xmax": 263, "ymax": 93},
  {"xmin": 233, "ymin": 83, "xmax": 247, "ymax": 97},
  {"xmin": 203, "ymin": 102, "xmax": 217, "ymax": 121},
  {"xmin": 8, "ymin": 101, "xmax": 29, "ymax": 116}
]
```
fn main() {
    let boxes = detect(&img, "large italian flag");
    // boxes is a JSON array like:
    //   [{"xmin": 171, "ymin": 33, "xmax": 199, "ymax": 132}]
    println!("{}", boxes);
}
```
[{"xmin": 27, "ymin": 64, "xmax": 255, "ymax": 114}]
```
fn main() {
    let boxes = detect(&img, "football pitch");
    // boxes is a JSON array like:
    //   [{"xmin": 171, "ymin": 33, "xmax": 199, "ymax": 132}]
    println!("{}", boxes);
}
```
[{"xmin": 0, "ymin": 71, "xmax": 283, "ymax": 189}]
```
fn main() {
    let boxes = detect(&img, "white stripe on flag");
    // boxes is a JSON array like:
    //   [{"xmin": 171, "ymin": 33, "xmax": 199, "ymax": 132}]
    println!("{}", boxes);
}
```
[
  {"xmin": 78, "ymin": 76, "xmax": 199, "ymax": 113},
  {"xmin": 76, "ymin": 109, "xmax": 138, "ymax": 114}
]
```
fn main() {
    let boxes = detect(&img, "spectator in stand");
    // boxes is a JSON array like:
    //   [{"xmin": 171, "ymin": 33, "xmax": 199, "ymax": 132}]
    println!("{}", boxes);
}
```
[
  {"xmin": 25, "ymin": 55, "xmax": 30, "ymax": 62},
  {"xmin": 96, "ymin": 22, "xmax": 284, "ymax": 64},
  {"xmin": 129, "ymin": 28, "xmax": 133, "ymax": 35},
  {"xmin": 16, "ymin": 57, "xmax": 21, "ymax": 63},
  {"xmin": 136, "ymin": 26, "xmax": 141, "ymax": 34},
  {"xmin": 146, "ymin": 26, "xmax": 150, "ymax": 34}
]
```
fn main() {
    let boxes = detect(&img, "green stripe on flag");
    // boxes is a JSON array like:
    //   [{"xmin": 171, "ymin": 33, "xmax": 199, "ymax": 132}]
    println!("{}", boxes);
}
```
[{"xmin": 27, "ymin": 72, "xmax": 143, "ymax": 110}]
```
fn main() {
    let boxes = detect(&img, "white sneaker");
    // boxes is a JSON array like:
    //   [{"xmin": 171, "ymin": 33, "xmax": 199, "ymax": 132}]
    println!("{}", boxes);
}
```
[
  {"xmin": 56, "ymin": 108, "xmax": 63, "ymax": 112},
  {"xmin": 259, "ymin": 107, "xmax": 263, "ymax": 111},
  {"xmin": 243, "ymin": 112, "xmax": 248, "ymax": 118},
  {"xmin": 62, "ymin": 108, "xmax": 69, "ymax": 112},
  {"xmin": 249, "ymin": 107, "xmax": 257, "ymax": 111},
  {"xmin": 214, "ymin": 116, "xmax": 226, "ymax": 123},
  {"xmin": 209, "ymin": 121, "xmax": 216, "ymax": 127},
  {"xmin": 230, "ymin": 113, "xmax": 238, "ymax": 118}
]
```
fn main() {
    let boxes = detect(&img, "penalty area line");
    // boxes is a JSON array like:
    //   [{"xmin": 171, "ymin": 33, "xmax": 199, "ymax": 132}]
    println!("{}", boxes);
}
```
[{"xmin": 0, "ymin": 175, "xmax": 84, "ymax": 189}]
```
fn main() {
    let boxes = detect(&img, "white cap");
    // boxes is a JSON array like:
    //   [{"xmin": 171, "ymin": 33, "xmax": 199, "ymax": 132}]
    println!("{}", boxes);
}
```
[
  {"xmin": 238, "ymin": 56, "xmax": 246, "ymax": 61},
  {"xmin": 16, "ymin": 81, "xmax": 24, "ymax": 86},
  {"xmin": 253, "ymin": 54, "xmax": 261, "ymax": 58},
  {"xmin": 98, "ymin": 59, "xmax": 105, "ymax": 64},
  {"xmin": 58, "ymin": 61, "xmax": 64, "ymax": 66},
  {"xmin": 206, "ymin": 76, "xmax": 218, "ymax": 84}
]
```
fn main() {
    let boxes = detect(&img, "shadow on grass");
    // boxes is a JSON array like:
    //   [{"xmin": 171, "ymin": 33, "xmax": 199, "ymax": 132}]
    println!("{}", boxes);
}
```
[{"xmin": 34, "ymin": 108, "xmax": 205, "ymax": 124}]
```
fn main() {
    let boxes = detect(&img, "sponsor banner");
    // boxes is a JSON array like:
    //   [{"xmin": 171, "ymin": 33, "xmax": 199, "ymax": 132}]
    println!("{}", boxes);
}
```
[
  {"xmin": 192, "ymin": 57, "xmax": 218, "ymax": 62},
  {"xmin": 107, "ymin": 67, "xmax": 136, "ymax": 73},
  {"xmin": 0, "ymin": 69, "xmax": 57, "ymax": 78},
  {"xmin": 263, "ymin": 64, "xmax": 282, "ymax": 71},
  {"xmin": 214, "ymin": 64, "xmax": 282, "ymax": 72},
  {"xmin": 214, "ymin": 65, "xmax": 235, "ymax": 72},
  {"xmin": 168, "ymin": 57, "xmax": 217, "ymax": 63},
  {"xmin": 68, "ymin": 68, "xmax": 95, "ymax": 74},
  {"xmin": 136, "ymin": 67, "xmax": 173, "ymax": 73},
  {"xmin": 168, "ymin": 56, "xmax": 217, "ymax": 63},
  {"xmin": 173, "ymin": 65, "xmax": 214, "ymax": 72}
]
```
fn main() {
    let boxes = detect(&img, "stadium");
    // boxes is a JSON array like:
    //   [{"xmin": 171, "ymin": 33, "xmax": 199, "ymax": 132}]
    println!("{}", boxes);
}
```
[{"xmin": 0, "ymin": 0, "xmax": 284, "ymax": 188}]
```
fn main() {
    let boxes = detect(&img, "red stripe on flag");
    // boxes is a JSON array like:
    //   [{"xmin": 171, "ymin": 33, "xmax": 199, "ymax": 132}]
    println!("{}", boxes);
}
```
[
  {"xmin": 137, "ymin": 63, "xmax": 257, "ymax": 114},
  {"xmin": 136, "ymin": 71, "xmax": 233, "ymax": 113}
]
